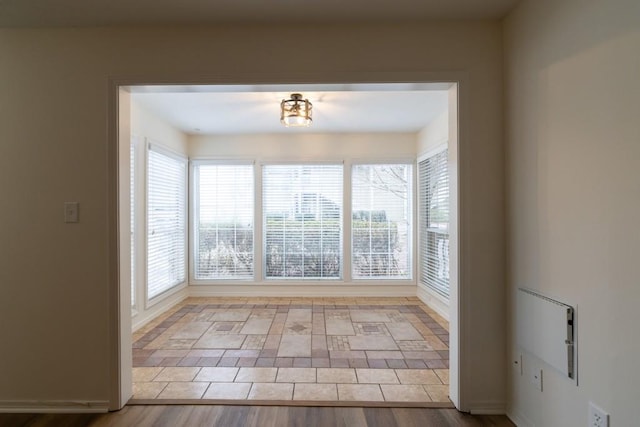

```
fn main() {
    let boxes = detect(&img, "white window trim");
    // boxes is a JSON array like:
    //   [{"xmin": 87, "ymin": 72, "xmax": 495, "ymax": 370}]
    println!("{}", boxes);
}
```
[
  {"xmin": 189, "ymin": 160, "xmax": 256, "ymax": 284},
  {"xmin": 260, "ymin": 160, "xmax": 346, "ymax": 166},
  {"xmin": 350, "ymin": 161, "xmax": 415, "ymax": 281},
  {"xmin": 262, "ymin": 162, "xmax": 344, "ymax": 281},
  {"xmin": 185, "ymin": 157, "xmax": 417, "ymax": 286},
  {"xmin": 130, "ymin": 135, "xmax": 138, "ymax": 315},
  {"xmin": 417, "ymin": 143, "xmax": 447, "ymax": 164},
  {"xmin": 351, "ymin": 157, "xmax": 416, "ymax": 165}
]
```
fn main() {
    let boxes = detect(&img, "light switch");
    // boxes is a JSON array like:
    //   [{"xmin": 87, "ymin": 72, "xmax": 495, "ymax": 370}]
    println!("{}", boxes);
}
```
[{"xmin": 64, "ymin": 202, "xmax": 79, "ymax": 223}]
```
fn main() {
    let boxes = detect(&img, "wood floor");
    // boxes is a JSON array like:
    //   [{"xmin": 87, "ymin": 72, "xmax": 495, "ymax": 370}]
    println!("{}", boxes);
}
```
[{"xmin": 0, "ymin": 405, "xmax": 515, "ymax": 427}]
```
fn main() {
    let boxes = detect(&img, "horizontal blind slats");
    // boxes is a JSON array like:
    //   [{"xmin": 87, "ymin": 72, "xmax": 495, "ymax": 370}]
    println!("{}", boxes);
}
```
[
  {"xmin": 195, "ymin": 164, "xmax": 254, "ymax": 279},
  {"xmin": 147, "ymin": 148, "xmax": 187, "ymax": 299},
  {"xmin": 351, "ymin": 164, "xmax": 412, "ymax": 279},
  {"xmin": 263, "ymin": 164, "xmax": 343, "ymax": 279},
  {"xmin": 418, "ymin": 149, "xmax": 450, "ymax": 297}
]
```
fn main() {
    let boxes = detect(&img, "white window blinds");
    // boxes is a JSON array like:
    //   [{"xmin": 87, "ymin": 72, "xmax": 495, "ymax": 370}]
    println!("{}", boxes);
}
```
[
  {"xmin": 419, "ymin": 149, "xmax": 450, "ymax": 297},
  {"xmin": 352, "ymin": 164, "xmax": 412, "ymax": 279},
  {"xmin": 147, "ymin": 145, "xmax": 187, "ymax": 299},
  {"xmin": 263, "ymin": 164, "xmax": 343, "ymax": 279},
  {"xmin": 194, "ymin": 163, "xmax": 254, "ymax": 279}
]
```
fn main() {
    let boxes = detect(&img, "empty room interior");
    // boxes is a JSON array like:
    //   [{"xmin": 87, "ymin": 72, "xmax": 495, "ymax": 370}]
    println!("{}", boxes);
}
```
[
  {"xmin": 125, "ymin": 84, "xmax": 457, "ymax": 405},
  {"xmin": 0, "ymin": 0, "xmax": 638, "ymax": 425}
]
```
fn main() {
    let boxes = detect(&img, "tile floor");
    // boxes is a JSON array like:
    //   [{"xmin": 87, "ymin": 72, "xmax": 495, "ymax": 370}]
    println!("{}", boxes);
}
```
[{"xmin": 131, "ymin": 297, "xmax": 450, "ymax": 405}]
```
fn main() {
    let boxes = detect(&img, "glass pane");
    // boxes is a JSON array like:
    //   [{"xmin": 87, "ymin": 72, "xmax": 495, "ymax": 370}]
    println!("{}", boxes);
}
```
[
  {"xmin": 195, "ymin": 164, "xmax": 254, "ymax": 279},
  {"xmin": 263, "ymin": 164, "xmax": 343, "ymax": 279},
  {"xmin": 352, "ymin": 164, "xmax": 412, "ymax": 279}
]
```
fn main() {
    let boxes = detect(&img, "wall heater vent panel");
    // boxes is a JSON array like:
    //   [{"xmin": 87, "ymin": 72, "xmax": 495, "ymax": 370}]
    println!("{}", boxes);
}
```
[{"xmin": 517, "ymin": 288, "xmax": 576, "ymax": 380}]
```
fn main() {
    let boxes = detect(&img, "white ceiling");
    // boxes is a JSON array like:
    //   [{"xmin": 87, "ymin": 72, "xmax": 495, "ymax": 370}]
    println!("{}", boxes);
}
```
[
  {"xmin": 131, "ymin": 84, "xmax": 449, "ymax": 135},
  {"xmin": 0, "ymin": 0, "xmax": 521, "ymax": 27}
]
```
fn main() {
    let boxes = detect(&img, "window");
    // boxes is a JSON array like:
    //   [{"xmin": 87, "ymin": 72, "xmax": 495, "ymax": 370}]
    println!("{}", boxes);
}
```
[
  {"xmin": 130, "ymin": 138, "xmax": 136, "ymax": 307},
  {"xmin": 147, "ymin": 144, "xmax": 187, "ymax": 299},
  {"xmin": 193, "ymin": 163, "xmax": 254, "ymax": 280},
  {"xmin": 263, "ymin": 164, "xmax": 343, "ymax": 279},
  {"xmin": 352, "ymin": 164, "xmax": 412, "ymax": 279},
  {"xmin": 418, "ymin": 148, "xmax": 450, "ymax": 297}
]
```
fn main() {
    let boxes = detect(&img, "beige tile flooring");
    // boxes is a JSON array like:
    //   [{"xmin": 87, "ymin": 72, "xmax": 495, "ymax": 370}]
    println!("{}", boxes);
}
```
[{"xmin": 131, "ymin": 297, "xmax": 450, "ymax": 405}]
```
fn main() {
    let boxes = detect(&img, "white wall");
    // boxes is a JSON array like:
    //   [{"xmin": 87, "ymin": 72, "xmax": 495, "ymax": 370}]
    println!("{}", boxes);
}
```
[
  {"xmin": 417, "ymin": 110, "xmax": 448, "ymax": 154},
  {"xmin": 504, "ymin": 0, "xmax": 640, "ymax": 425},
  {"xmin": 130, "ymin": 100, "xmax": 189, "ymax": 332},
  {"xmin": 0, "ymin": 23, "xmax": 504, "ymax": 412},
  {"xmin": 189, "ymin": 132, "xmax": 418, "ymax": 296},
  {"xmin": 131, "ymin": 100, "xmax": 188, "ymax": 154},
  {"xmin": 416, "ymin": 106, "xmax": 457, "ymax": 323},
  {"xmin": 189, "ymin": 132, "xmax": 416, "ymax": 159}
]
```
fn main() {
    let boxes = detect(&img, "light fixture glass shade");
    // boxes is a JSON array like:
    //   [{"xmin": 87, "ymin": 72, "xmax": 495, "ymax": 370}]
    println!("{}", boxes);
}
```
[{"xmin": 280, "ymin": 93, "xmax": 312, "ymax": 127}]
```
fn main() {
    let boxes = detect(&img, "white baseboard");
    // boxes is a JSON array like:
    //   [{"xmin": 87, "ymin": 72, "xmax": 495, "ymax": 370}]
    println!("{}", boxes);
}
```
[
  {"xmin": 132, "ymin": 284, "xmax": 417, "ymax": 330},
  {"xmin": 188, "ymin": 284, "xmax": 417, "ymax": 298},
  {"xmin": 467, "ymin": 400, "xmax": 507, "ymax": 415},
  {"xmin": 0, "ymin": 400, "xmax": 109, "ymax": 413},
  {"xmin": 417, "ymin": 284, "xmax": 450, "ymax": 320},
  {"xmin": 132, "ymin": 288, "xmax": 189, "ymax": 332},
  {"xmin": 506, "ymin": 408, "xmax": 534, "ymax": 427}
]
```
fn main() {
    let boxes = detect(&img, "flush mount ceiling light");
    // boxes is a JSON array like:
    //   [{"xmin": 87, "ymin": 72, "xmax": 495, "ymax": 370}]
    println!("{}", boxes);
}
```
[{"xmin": 280, "ymin": 93, "xmax": 313, "ymax": 127}]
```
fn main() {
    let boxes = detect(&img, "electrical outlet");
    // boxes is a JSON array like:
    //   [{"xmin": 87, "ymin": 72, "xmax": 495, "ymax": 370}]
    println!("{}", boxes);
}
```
[
  {"xmin": 530, "ymin": 367, "xmax": 542, "ymax": 391},
  {"xmin": 513, "ymin": 354, "xmax": 523, "ymax": 376},
  {"xmin": 588, "ymin": 402, "xmax": 609, "ymax": 427}
]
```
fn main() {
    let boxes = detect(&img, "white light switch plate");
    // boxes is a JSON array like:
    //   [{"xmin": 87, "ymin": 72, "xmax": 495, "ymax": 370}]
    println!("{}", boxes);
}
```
[{"xmin": 64, "ymin": 202, "xmax": 79, "ymax": 223}]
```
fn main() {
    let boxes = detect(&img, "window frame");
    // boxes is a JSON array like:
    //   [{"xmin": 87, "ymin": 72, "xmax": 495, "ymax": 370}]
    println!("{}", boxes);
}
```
[
  {"xmin": 350, "ymin": 159, "xmax": 415, "ymax": 282},
  {"xmin": 185, "ymin": 157, "xmax": 417, "ymax": 286},
  {"xmin": 145, "ymin": 141, "xmax": 189, "ymax": 306},
  {"xmin": 130, "ymin": 135, "xmax": 138, "ymax": 313},
  {"xmin": 261, "ymin": 162, "xmax": 345, "ymax": 281},
  {"xmin": 190, "ymin": 159, "xmax": 256, "ymax": 283},
  {"xmin": 417, "ymin": 144, "xmax": 450, "ymax": 299}
]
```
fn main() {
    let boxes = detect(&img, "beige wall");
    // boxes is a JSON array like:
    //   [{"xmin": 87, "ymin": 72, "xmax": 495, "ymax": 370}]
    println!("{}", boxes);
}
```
[
  {"xmin": 0, "ymin": 23, "xmax": 504, "ymax": 411},
  {"xmin": 504, "ymin": 0, "xmax": 640, "ymax": 425}
]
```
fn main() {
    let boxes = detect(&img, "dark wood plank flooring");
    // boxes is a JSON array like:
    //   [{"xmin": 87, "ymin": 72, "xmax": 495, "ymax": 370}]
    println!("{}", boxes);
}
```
[{"xmin": 0, "ymin": 405, "xmax": 515, "ymax": 427}]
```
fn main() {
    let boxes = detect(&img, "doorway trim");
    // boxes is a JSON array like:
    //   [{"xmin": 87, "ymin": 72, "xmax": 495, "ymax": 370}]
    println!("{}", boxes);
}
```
[{"xmin": 107, "ymin": 73, "xmax": 466, "ymax": 411}]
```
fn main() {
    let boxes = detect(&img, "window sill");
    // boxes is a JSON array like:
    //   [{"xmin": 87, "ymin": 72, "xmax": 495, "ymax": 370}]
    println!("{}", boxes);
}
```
[{"xmin": 189, "ymin": 280, "xmax": 416, "ymax": 287}]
